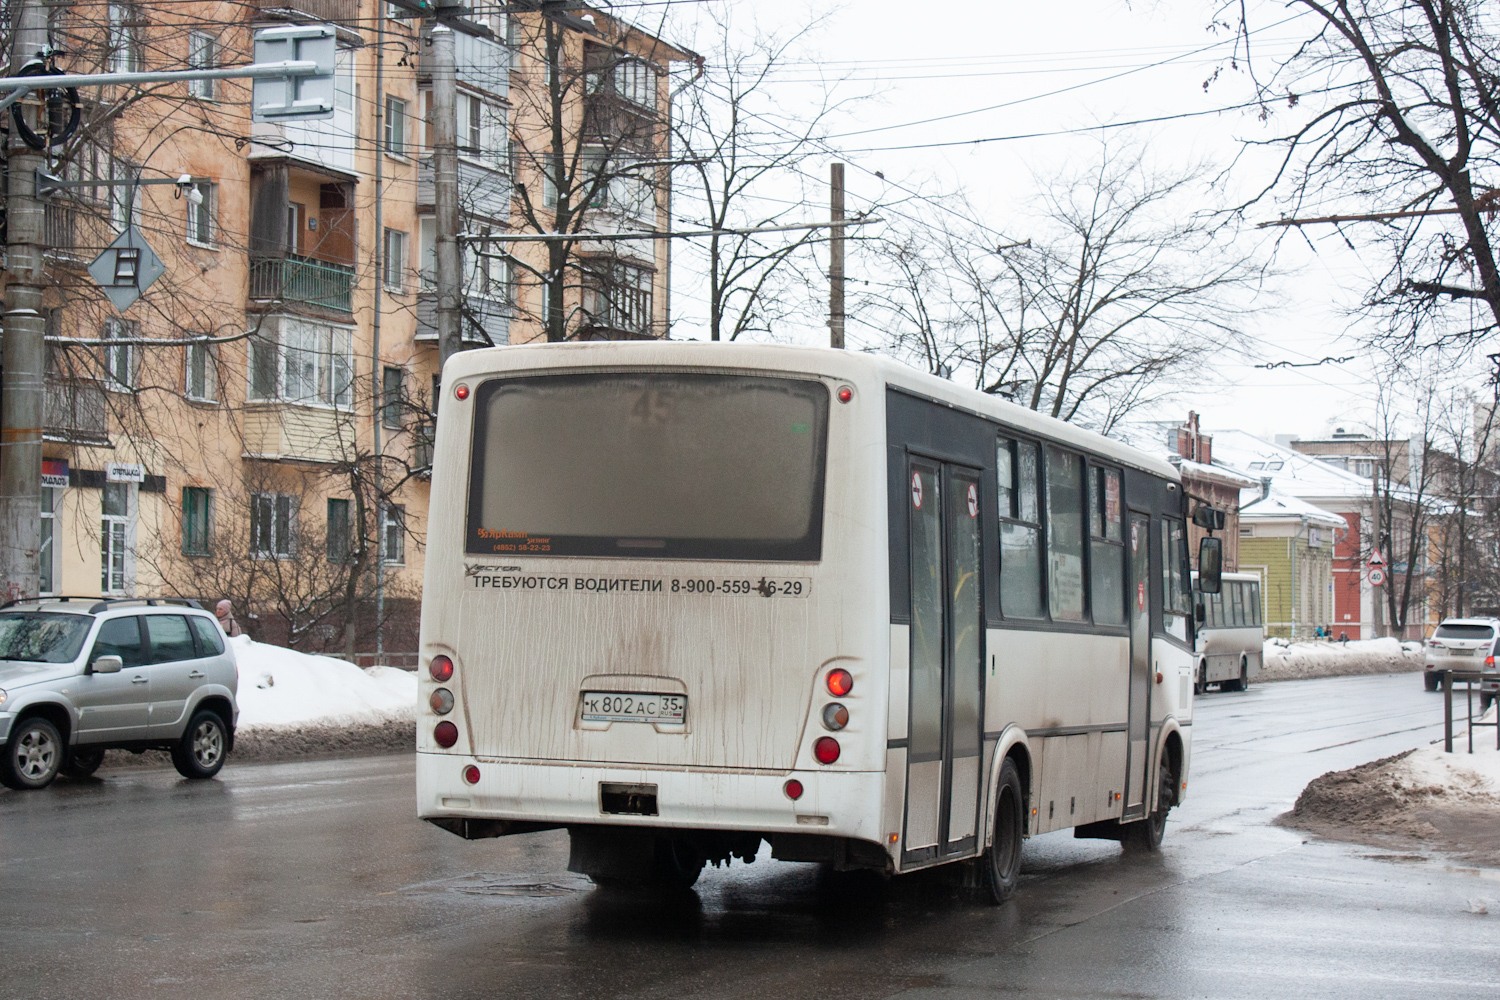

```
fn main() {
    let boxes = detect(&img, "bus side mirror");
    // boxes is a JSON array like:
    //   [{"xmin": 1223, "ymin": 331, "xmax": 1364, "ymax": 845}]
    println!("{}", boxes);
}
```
[
  {"xmin": 1192, "ymin": 505, "xmax": 1226, "ymax": 531},
  {"xmin": 1197, "ymin": 536, "xmax": 1223, "ymax": 594}
]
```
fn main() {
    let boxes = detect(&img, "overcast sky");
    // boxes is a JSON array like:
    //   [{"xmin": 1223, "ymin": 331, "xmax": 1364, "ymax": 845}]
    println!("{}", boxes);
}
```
[{"xmin": 656, "ymin": 0, "xmax": 1488, "ymax": 441}]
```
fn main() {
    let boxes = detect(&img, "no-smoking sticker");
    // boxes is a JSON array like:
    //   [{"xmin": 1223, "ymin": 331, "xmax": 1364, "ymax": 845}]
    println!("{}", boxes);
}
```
[
  {"xmin": 966, "ymin": 482, "xmax": 978, "ymax": 518},
  {"xmin": 911, "ymin": 471, "xmax": 924, "ymax": 509}
]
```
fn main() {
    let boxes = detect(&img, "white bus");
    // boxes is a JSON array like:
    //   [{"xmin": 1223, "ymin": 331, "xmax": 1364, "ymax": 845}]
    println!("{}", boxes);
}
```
[
  {"xmin": 417, "ymin": 342, "xmax": 1217, "ymax": 901},
  {"xmin": 1192, "ymin": 571, "xmax": 1263, "ymax": 694}
]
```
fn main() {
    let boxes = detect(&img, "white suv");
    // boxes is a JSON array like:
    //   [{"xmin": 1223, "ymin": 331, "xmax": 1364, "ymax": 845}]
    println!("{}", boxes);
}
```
[
  {"xmin": 0, "ymin": 597, "xmax": 239, "ymax": 790},
  {"xmin": 1422, "ymin": 617, "xmax": 1500, "ymax": 695}
]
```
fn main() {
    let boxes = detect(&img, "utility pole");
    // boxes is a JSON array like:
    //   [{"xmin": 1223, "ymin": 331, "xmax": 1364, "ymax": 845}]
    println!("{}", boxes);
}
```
[
  {"xmin": 430, "ymin": 23, "xmax": 463, "ymax": 368},
  {"xmin": 1371, "ymin": 474, "xmax": 1386, "ymax": 638},
  {"xmin": 829, "ymin": 162, "xmax": 845, "ymax": 349},
  {"xmin": 1, "ymin": 3, "xmax": 53, "ymax": 602}
]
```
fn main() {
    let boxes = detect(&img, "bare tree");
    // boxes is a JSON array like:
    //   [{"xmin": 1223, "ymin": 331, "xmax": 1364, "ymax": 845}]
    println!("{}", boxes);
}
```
[
  {"xmin": 671, "ymin": 5, "xmax": 850, "ymax": 342},
  {"xmin": 857, "ymin": 142, "xmax": 1263, "ymax": 431},
  {"xmin": 1216, "ymin": 0, "xmax": 1500, "ymax": 357},
  {"xmin": 507, "ymin": 8, "xmax": 691, "ymax": 342}
]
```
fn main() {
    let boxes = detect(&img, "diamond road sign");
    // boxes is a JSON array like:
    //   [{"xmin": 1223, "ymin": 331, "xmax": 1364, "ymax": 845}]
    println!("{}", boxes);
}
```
[{"xmin": 89, "ymin": 224, "xmax": 166, "ymax": 311}]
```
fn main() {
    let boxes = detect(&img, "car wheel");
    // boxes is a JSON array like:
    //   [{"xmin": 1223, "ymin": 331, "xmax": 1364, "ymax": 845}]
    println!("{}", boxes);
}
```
[
  {"xmin": 981, "ymin": 758, "xmax": 1024, "ymax": 904},
  {"xmin": 1424, "ymin": 672, "xmax": 1440, "ymax": 692},
  {"xmin": 1481, "ymin": 691, "xmax": 1496, "ymax": 713},
  {"xmin": 1126, "ymin": 753, "xmax": 1176, "ymax": 853},
  {"xmin": 171, "ymin": 710, "xmax": 229, "ymax": 779},
  {"xmin": 60, "ymin": 747, "xmax": 106, "ymax": 779},
  {"xmin": 1, "ymin": 717, "xmax": 64, "ymax": 790}
]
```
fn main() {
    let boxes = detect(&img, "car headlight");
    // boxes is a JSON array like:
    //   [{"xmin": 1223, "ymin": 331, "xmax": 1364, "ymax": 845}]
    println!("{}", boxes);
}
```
[{"xmin": 0, "ymin": 688, "xmax": 7, "ymax": 709}]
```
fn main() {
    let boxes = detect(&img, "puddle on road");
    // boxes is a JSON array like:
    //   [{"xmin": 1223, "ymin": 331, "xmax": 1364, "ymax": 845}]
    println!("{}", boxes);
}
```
[{"xmin": 420, "ymin": 872, "xmax": 593, "ymax": 898}]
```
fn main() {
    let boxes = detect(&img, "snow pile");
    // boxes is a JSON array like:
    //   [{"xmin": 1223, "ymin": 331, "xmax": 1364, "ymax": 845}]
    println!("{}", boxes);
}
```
[
  {"xmin": 1261, "ymin": 636, "xmax": 1423, "ymax": 682},
  {"xmin": 230, "ymin": 636, "xmax": 416, "ymax": 731}
]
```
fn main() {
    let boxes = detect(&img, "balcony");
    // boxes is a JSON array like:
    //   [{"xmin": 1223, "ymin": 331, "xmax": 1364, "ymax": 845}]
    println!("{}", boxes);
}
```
[
  {"xmin": 250, "ymin": 254, "xmax": 355, "ymax": 315},
  {"xmin": 251, "ymin": 0, "xmax": 359, "ymax": 24},
  {"xmin": 45, "ymin": 378, "xmax": 109, "ymax": 445}
]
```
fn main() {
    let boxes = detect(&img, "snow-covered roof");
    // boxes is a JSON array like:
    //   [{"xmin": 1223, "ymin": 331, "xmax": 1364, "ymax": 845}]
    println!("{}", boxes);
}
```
[
  {"xmin": 1239, "ymin": 487, "xmax": 1348, "ymax": 529},
  {"xmin": 1213, "ymin": 428, "xmax": 1380, "ymax": 504}
]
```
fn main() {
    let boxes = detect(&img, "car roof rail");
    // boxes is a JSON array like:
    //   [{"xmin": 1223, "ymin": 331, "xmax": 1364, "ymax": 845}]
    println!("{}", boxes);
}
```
[
  {"xmin": 0, "ymin": 595, "xmax": 111, "ymax": 610},
  {"xmin": 85, "ymin": 597, "xmax": 206, "ymax": 613}
]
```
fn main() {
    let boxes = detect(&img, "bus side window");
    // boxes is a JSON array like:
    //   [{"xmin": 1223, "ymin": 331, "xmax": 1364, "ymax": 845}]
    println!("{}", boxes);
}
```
[
  {"xmin": 997, "ymin": 437, "xmax": 1045, "ymax": 619},
  {"xmin": 1089, "ymin": 466, "xmax": 1125, "ymax": 626},
  {"xmin": 1045, "ymin": 446, "xmax": 1086, "ymax": 622},
  {"xmin": 1249, "ymin": 582, "xmax": 1262, "ymax": 626},
  {"xmin": 1159, "ymin": 517, "xmax": 1190, "ymax": 641}
]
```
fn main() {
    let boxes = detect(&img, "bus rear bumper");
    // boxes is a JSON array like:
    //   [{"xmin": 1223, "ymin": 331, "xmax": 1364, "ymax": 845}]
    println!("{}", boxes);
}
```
[{"xmin": 416, "ymin": 752, "xmax": 888, "ymax": 842}]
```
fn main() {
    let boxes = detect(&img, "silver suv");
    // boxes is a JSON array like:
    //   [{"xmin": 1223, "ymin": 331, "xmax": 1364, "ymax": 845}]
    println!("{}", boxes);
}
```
[
  {"xmin": 1422, "ymin": 617, "xmax": 1500, "ymax": 694},
  {"xmin": 0, "ymin": 597, "xmax": 239, "ymax": 790}
]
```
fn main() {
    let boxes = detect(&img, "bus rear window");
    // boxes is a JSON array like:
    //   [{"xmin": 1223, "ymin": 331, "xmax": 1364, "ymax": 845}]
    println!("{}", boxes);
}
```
[{"xmin": 466, "ymin": 372, "xmax": 828, "ymax": 560}]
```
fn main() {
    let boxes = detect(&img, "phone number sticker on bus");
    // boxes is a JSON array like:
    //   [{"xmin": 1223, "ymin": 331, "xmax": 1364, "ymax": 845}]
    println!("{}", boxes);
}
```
[
  {"xmin": 672, "ymin": 577, "xmax": 810, "ymax": 597},
  {"xmin": 581, "ymin": 692, "xmax": 687, "ymax": 725}
]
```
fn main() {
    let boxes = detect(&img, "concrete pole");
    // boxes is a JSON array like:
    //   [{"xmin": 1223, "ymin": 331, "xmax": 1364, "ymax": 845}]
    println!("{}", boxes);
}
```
[
  {"xmin": 431, "ymin": 24, "xmax": 463, "ymax": 368},
  {"xmin": 0, "ymin": 3, "xmax": 52, "ymax": 602},
  {"xmin": 829, "ymin": 162, "xmax": 845, "ymax": 349},
  {"xmin": 1371, "ymin": 474, "xmax": 1385, "ymax": 638}
]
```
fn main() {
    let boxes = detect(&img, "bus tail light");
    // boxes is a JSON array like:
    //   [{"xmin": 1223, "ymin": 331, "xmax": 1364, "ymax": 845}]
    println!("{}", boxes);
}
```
[
  {"xmin": 813, "ymin": 736, "xmax": 840, "ymax": 765},
  {"xmin": 463, "ymin": 765, "xmax": 481, "ymax": 785},
  {"xmin": 434, "ymin": 721, "xmax": 459, "ymax": 748},
  {"xmin": 430, "ymin": 655, "xmax": 454, "ymax": 682},
  {"xmin": 822, "ymin": 703, "xmax": 848, "ymax": 731},
  {"xmin": 430, "ymin": 688, "xmax": 455, "ymax": 714},
  {"xmin": 784, "ymin": 779, "xmax": 804, "ymax": 800},
  {"xmin": 826, "ymin": 668, "xmax": 854, "ymax": 697}
]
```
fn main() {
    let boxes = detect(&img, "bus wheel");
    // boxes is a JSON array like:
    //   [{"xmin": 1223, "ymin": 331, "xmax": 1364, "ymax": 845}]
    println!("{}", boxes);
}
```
[
  {"xmin": 1238, "ymin": 658, "xmax": 1251, "ymax": 691},
  {"xmin": 652, "ymin": 836, "xmax": 706, "ymax": 891},
  {"xmin": 1193, "ymin": 663, "xmax": 1207, "ymax": 696},
  {"xmin": 1126, "ymin": 756, "xmax": 1175, "ymax": 852},
  {"xmin": 981, "ymin": 758, "xmax": 1024, "ymax": 904}
]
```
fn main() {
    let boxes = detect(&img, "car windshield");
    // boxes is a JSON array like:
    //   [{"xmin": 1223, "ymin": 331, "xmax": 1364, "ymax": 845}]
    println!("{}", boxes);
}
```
[{"xmin": 0, "ymin": 612, "xmax": 92, "ymax": 663}]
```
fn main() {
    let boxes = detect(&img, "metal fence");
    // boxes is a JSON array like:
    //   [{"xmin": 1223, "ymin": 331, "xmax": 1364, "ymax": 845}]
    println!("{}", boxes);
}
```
[{"xmin": 1441, "ymin": 670, "xmax": 1499, "ymax": 752}]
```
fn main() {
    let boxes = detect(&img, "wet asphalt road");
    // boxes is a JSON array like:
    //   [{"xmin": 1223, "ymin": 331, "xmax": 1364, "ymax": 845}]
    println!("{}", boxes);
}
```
[{"xmin": 3, "ymin": 672, "xmax": 1496, "ymax": 999}]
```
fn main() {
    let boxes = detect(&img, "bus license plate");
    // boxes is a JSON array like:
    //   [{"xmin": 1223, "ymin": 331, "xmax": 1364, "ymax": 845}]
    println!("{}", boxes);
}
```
[{"xmin": 581, "ymin": 692, "xmax": 687, "ymax": 725}]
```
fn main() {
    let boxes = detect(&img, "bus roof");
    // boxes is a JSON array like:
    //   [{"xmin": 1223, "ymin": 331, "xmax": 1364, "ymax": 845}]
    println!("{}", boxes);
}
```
[{"xmin": 444, "ymin": 341, "xmax": 1181, "ymax": 481}]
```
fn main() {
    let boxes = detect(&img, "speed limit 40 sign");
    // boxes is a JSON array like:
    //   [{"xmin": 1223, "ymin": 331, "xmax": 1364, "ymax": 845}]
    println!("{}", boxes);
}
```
[{"xmin": 1368, "ymin": 567, "xmax": 1386, "ymax": 586}]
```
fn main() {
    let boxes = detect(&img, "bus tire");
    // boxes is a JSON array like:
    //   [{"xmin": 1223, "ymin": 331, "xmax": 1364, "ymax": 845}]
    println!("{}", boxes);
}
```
[
  {"xmin": 1237, "ymin": 657, "xmax": 1250, "ymax": 691},
  {"xmin": 1125, "ymin": 755, "xmax": 1175, "ymax": 852},
  {"xmin": 1193, "ymin": 662, "xmax": 1207, "ymax": 696},
  {"xmin": 981, "ymin": 758, "xmax": 1024, "ymax": 904}
]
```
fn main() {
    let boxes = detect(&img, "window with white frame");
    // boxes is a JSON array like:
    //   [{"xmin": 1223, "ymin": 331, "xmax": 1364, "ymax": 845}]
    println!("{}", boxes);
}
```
[
  {"xmin": 101, "ymin": 482, "xmax": 133, "ymax": 594},
  {"xmin": 109, "ymin": 159, "xmax": 140, "ymax": 230},
  {"xmin": 101, "ymin": 318, "xmax": 136, "ymax": 392},
  {"xmin": 583, "ymin": 260, "xmax": 652, "ymax": 336},
  {"xmin": 582, "ymin": 146, "xmax": 653, "ymax": 218},
  {"xmin": 248, "ymin": 321, "xmax": 354, "ymax": 407},
  {"xmin": 381, "ymin": 505, "xmax": 406, "ymax": 564},
  {"xmin": 109, "ymin": 3, "xmax": 142, "ymax": 74},
  {"xmin": 186, "ymin": 179, "xmax": 215, "ymax": 245},
  {"xmin": 383, "ymin": 228, "xmax": 408, "ymax": 292},
  {"xmin": 185, "ymin": 337, "xmax": 216, "ymax": 401},
  {"xmin": 39, "ymin": 485, "xmax": 60, "ymax": 595},
  {"xmin": 588, "ymin": 52, "xmax": 656, "ymax": 110},
  {"xmin": 419, "ymin": 215, "xmax": 435, "ymax": 290},
  {"xmin": 455, "ymin": 93, "xmax": 505, "ymax": 168},
  {"xmin": 251, "ymin": 493, "xmax": 297, "ymax": 558},
  {"xmin": 464, "ymin": 225, "xmax": 507, "ymax": 301},
  {"xmin": 188, "ymin": 32, "xmax": 216, "ymax": 99},
  {"xmin": 384, "ymin": 95, "xmax": 407, "ymax": 156}
]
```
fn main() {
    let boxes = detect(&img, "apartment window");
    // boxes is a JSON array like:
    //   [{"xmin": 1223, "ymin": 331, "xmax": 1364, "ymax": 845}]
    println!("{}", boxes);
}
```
[
  {"xmin": 39, "ymin": 486, "xmax": 60, "ymax": 595},
  {"xmin": 381, "ymin": 505, "xmax": 405, "ymax": 564},
  {"xmin": 185, "ymin": 337, "xmax": 216, "ymax": 401},
  {"xmin": 419, "ymin": 216, "xmax": 435, "ymax": 289},
  {"xmin": 249, "ymin": 321, "xmax": 354, "ymax": 407},
  {"xmin": 459, "ymin": 93, "xmax": 483, "ymax": 156},
  {"xmin": 251, "ymin": 493, "xmax": 297, "ymax": 558},
  {"xmin": 583, "ymin": 261, "xmax": 652, "ymax": 336},
  {"xmin": 588, "ymin": 52, "xmax": 656, "ymax": 110},
  {"xmin": 326, "ymin": 498, "xmax": 351, "ymax": 564},
  {"xmin": 464, "ymin": 225, "xmax": 506, "ymax": 301},
  {"xmin": 186, "ymin": 180, "xmax": 215, "ymax": 245},
  {"xmin": 382, "ymin": 366, "xmax": 405, "ymax": 429},
  {"xmin": 108, "ymin": 3, "xmax": 141, "ymax": 74},
  {"xmin": 182, "ymin": 486, "xmax": 213, "ymax": 556},
  {"xmin": 101, "ymin": 483, "xmax": 132, "ymax": 595},
  {"xmin": 188, "ymin": 32, "xmax": 216, "ymax": 99},
  {"xmin": 384, "ymin": 228, "xmax": 408, "ymax": 293},
  {"xmin": 101, "ymin": 318, "xmax": 136, "ymax": 392},
  {"xmin": 384, "ymin": 95, "xmax": 407, "ymax": 156}
]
